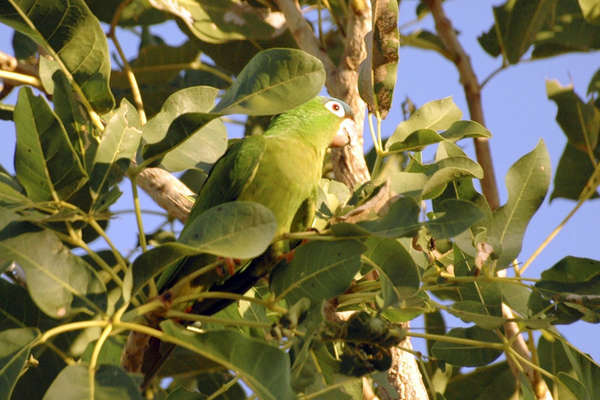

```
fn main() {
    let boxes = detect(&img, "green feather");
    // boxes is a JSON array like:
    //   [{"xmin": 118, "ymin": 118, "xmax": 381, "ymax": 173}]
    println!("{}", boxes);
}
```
[{"xmin": 159, "ymin": 96, "xmax": 353, "ymax": 291}]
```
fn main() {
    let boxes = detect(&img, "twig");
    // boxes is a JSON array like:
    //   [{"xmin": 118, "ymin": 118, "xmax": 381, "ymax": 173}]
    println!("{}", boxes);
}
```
[
  {"xmin": 0, "ymin": 69, "xmax": 43, "ymax": 90},
  {"xmin": 481, "ymin": 63, "xmax": 508, "ymax": 89},
  {"xmin": 108, "ymin": 0, "xmax": 147, "ymax": 125}
]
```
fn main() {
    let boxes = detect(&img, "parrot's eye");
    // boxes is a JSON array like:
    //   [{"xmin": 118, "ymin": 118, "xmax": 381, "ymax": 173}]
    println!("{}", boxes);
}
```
[{"xmin": 325, "ymin": 100, "xmax": 345, "ymax": 117}]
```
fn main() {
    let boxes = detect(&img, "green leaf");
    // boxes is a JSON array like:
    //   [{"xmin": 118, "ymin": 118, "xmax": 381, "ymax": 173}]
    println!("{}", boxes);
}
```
[
  {"xmin": 142, "ymin": 112, "xmax": 220, "ymax": 167},
  {"xmin": 486, "ymin": 140, "xmax": 551, "ymax": 268},
  {"xmin": 131, "ymin": 243, "xmax": 205, "ymax": 297},
  {"xmin": 161, "ymin": 322, "xmax": 295, "ymax": 400},
  {"xmin": 90, "ymin": 99, "xmax": 142, "ymax": 200},
  {"xmin": 425, "ymin": 199, "xmax": 485, "ymax": 239},
  {"xmin": 0, "ymin": 0, "xmax": 114, "ymax": 112},
  {"xmin": 151, "ymin": 0, "xmax": 280, "ymax": 44},
  {"xmin": 400, "ymin": 30, "xmax": 449, "ymax": 59},
  {"xmin": 11, "ymin": 30, "xmax": 37, "ymax": 60},
  {"xmin": 546, "ymin": 79, "xmax": 600, "ymax": 150},
  {"xmin": 500, "ymin": 282, "xmax": 532, "ymax": 317},
  {"xmin": 558, "ymin": 372, "xmax": 591, "ymax": 400},
  {"xmin": 43, "ymin": 364, "xmax": 143, "ymax": 400},
  {"xmin": 519, "ymin": 374, "xmax": 536, "ymax": 400},
  {"xmin": 142, "ymin": 86, "xmax": 227, "ymax": 171},
  {"xmin": 386, "ymin": 97, "xmax": 462, "ymax": 149},
  {"xmin": 538, "ymin": 336, "xmax": 600, "ymax": 399},
  {"xmin": 0, "ymin": 224, "xmax": 106, "ymax": 318},
  {"xmin": 0, "ymin": 279, "xmax": 48, "ymax": 331},
  {"xmin": 179, "ymin": 201, "xmax": 278, "ymax": 258},
  {"xmin": 421, "ymin": 157, "xmax": 484, "ymax": 200},
  {"xmin": 387, "ymin": 129, "xmax": 444, "ymax": 153},
  {"xmin": 362, "ymin": 237, "xmax": 419, "ymax": 307},
  {"xmin": 440, "ymin": 120, "xmax": 492, "ymax": 142},
  {"xmin": 448, "ymin": 301, "xmax": 505, "ymax": 329},
  {"xmin": 80, "ymin": 336, "xmax": 126, "ymax": 367},
  {"xmin": 533, "ymin": 0, "xmax": 600, "ymax": 58},
  {"xmin": 540, "ymin": 256, "xmax": 600, "ymax": 283},
  {"xmin": 431, "ymin": 326, "xmax": 503, "ymax": 367},
  {"xmin": 52, "ymin": 71, "xmax": 88, "ymax": 150},
  {"xmin": 588, "ymin": 67, "xmax": 600, "ymax": 96},
  {"xmin": 579, "ymin": 0, "xmax": 600, "ymax": 24},
  {"xmin": 358, "ymin": 0, "xmax": 399, "ymax": 118},
  {"xmin": 14, "ymin": 88, "xmax": 87, "ymax": 202},
  {"xmin": 551, "ymin": 144, "xmax": 598, "ymax": 201},
  {"xmin": 167, "ymin": 373, "xmax": 246, "ymax": 399},
  {"xmin": 113, "ymin": 41, "xmax": 202, "ymax": 88},
  {"xmin": 0, "ymin": 328, "xmax": 39, "ymax": 400},
  {"xmin": 12, "ymin": 340, "xmax": 64, "ymax": 400},
  {"xmin": 0, "ymin": 178, "xmax": 29, "ymax": 209},
  {"xmin": 271, "ymin": 240, "xmax": 366, "ymax": 306},
  {"xmin": 212, "ymin": 48, "xmax": 326, "ymax": 116},
  {"xmin": 444, "ymin": 362, "xmax": 516, "ymax": 400},
  {"xmin": 355, "ymin": 196, "xmax": 421, "ymax": 238},
  {"xmin": 479, "ymin": 0, "xmax": 557, "ymax": 64}
]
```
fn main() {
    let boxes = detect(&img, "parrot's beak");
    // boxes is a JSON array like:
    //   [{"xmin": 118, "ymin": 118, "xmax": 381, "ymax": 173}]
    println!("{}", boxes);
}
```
[{"xmin": 330, "ymin": 118, "xmax": 355, "ymax": 147}]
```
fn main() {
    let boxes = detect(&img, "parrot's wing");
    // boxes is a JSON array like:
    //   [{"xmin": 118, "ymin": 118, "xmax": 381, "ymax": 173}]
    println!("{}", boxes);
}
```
[
  {"xmin": 157, "ymin": 135, "xmax": 266, "ymax": 291},
  {"xmin": 184, "ymin": 135, "xmax": 266, "ymax": 227}
]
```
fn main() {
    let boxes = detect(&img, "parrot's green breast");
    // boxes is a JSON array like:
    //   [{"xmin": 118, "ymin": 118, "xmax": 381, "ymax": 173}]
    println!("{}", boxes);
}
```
[{"xmin": 237, "ymin": 135, "xmax": 324, "ymax": 235}]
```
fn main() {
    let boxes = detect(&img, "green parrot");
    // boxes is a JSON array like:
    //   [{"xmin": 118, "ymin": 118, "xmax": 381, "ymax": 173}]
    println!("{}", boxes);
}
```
[
  {"xmin": 158, "ymin": 96, "xmax": 355, "ymax": 299},
  {"xmin": 139, "ymin": 96, "xmax": 355, "ymax": 386}
]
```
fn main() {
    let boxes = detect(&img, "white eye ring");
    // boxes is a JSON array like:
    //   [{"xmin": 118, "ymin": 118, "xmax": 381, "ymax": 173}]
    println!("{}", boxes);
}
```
[{"xmin": 325, "ymin": 100, "xmax": 345, "ymax": 118}]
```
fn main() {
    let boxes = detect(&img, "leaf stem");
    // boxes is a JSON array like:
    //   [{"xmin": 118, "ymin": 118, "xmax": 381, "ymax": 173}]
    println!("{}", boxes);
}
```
[
  {"xmin": 108, "ymin": 0, "xmax": 146, "ymax": 125},
  {"xmin": 480, "ymin": 63, "xmax": 507, "ymax": 89},
  {"xmin": 405, "ymin": 331, "xmax": 505, "ymax": 350},
  {"xmin": 69, "ymin": 226, "xmax": 124, "ymax": 287},
  {"xmin": 166, "ymin": 310, "xmax": 272, "ymax": 329},
  {"xmin": 168, "ymin": 259, "xmax": 224, "ymax": 295},
  {"xmin": 520, "ymin": 161, "xmax": 600, "ymax": 275},
  {"xmin": 206, "ymin": 376, "xmax": 241, "ymax": 400},
  {"xmin": 129, "ymin": 177, "xmax": 147, "ymax": 252},
  {"xmin": 0, "ymin": 69, "xmax": 42, "ymax": 89},
  {"xmin": 127, "ymin": 299, "xmax": 163, "ymax": 318},
  {"xmin": 87, "ymin": 218, "xmax": 128, "ymax": 273},
  {"xmin": 506, "ymin": 347, "xmax": 556, "ymax": 380},
  {"xmin": 38, "ymin": 320, "xmax": 108, "ymax": 344},
  {"xmin": 89, "ymin": 323, "xmax": 113, "ymax": 398}
]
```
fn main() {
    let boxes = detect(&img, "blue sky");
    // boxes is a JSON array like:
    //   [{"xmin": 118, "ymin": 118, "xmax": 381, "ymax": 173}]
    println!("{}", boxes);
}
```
[{"xmin": 0, "ymin": 1, "xmax": 598, "ymax": 361}]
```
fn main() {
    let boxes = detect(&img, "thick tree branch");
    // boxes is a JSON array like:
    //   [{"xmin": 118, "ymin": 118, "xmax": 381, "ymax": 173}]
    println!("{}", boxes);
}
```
[
  {"xmin": 136, "ymin": 167, "xmax": 194, "ymax": 223},
  {"xmin": 424, "ymin": 1, "xmax": 551, "ymax": 399},
  {"xmin": 275, "ymin": 0, "xmax": 371, "ymax": 189}
]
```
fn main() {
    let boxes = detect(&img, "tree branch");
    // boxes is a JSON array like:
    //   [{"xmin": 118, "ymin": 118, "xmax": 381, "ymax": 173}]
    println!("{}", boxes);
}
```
[
  {"xmin": 135, "ymin": 167, "xmax": 195, "ymax": 223},
  {"xmin": 275, "ymin": 0, "xmax": 371, "ymax": 189},
  {"xmin": 424, "ymin": 1, "xmax": 551, "ymax": 399}
]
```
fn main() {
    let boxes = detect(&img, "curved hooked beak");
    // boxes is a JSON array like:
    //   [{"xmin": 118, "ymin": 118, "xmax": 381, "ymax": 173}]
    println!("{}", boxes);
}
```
[{"xmin": 330, "ymin": 118, "xmax": 355, "ymax": 147}]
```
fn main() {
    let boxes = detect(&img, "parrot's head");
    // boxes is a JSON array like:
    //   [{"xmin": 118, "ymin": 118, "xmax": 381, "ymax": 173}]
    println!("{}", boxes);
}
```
[
  {"xmin": 316, "ymin": 96, "xmax": 355, "ymax": 148},
  {"xmin": 266, "ymin": 96, "xmax": 356, "ymax": 150}
]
